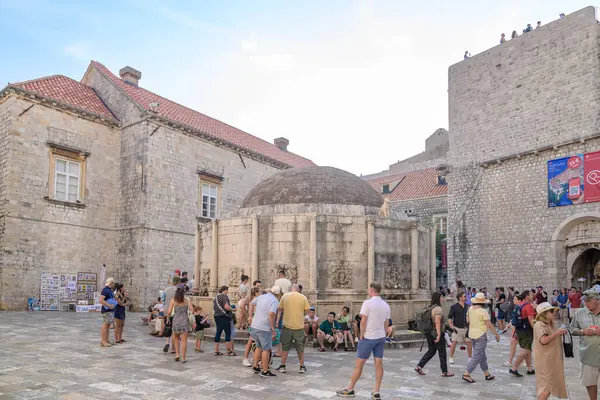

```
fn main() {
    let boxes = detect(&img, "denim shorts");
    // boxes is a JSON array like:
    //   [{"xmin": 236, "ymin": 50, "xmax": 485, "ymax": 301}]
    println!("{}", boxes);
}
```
[
  {"xmin": 250, "ymin": 328, "xmax": 272, "ymax": 351},
  {"xmin": 357, "ymin": 337, "xmax": 385, "ymax": 360}
]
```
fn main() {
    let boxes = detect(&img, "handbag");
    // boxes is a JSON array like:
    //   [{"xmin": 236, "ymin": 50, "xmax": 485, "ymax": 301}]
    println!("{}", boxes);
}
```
[{"xmin": 563, "ymin": 330, "xmax": 574, "ymax": 358}]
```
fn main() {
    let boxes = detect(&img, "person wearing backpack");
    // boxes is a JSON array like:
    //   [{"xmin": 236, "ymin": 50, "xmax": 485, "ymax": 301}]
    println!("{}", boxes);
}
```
[
  {"xmin": 414, "ymin": 292, "xmax": 454, "ymax": 377},
  {"xmin": 509, "ymin": 290, "xmax": 536, "ymax": 377}
]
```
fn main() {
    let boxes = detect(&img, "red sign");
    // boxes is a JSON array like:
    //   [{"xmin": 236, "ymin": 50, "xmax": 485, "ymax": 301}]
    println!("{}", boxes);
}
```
[{"xmin": 584, "ymin": 151, "xmax": 600, "ymax": 203}]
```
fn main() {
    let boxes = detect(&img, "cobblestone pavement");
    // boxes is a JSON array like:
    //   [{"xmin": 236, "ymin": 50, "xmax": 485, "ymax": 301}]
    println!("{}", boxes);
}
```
[{"xmin": 0, "ymin": 312, "xmax": 589, "ymax": 399}]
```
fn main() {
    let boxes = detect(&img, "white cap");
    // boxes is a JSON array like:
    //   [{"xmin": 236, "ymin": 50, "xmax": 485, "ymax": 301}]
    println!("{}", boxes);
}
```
[
  {"xmin": 105, "ymin": 277, "xmax": 115, "ymax": 286},
  {"xmin": 271, "ymin": 285, "xmax": 282, "ymax": 295}
]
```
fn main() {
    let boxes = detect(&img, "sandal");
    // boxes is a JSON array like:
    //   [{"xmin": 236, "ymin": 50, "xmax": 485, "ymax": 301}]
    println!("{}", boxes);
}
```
[
  {"xmin": 318, "ymin": 347, "xmax": 326, "ymax": 352},
  {"xmin": 462, "ymin": 374, "xmax": 475, "ymax": 383},
  {"xmin": 181, "ymin": 360, "xmax": 187, "ymax": 364},
  {"xmin": 214, "ymin": 352, "xmax": 224, "ymax": 356},
  {"xmin": 99, "ymin": 343, "xmax": 112, "ymax": 348},
  {"xmin": 442, "ymin": 372, "xmax": 455, "ymax": 377},
  {"xmin": 485, "ymin": 374, "xmax": 495, "ymax": 381},
  {"xmin": 194, "ymin": 349, "xmax": 204, "ymax": 353},
  {"xmin": 227, "ymin": 351, "xmax": 237, "ymax": 356},
  {"xmin": 175, "ymin": 357, "xmax": 180, "ymax": 362},
  {"xmin": 333, "ymin": 348, "xmax": 339, "ymax": 352},
  {"xmin": 414, "ymin": 367, "xmax": 426, "ymax": 376}
]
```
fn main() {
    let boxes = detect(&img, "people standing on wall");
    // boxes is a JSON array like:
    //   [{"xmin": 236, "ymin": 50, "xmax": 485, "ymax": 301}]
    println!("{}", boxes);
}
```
[
  {"xmin": 461, "ymin": 293, "xmax": 500, "ymax": 383},
  {"xmin": 113, "ymin": 283, "xmax": 128, "ymax": 344},
  {"xmin": 511, "ymin": 30, "xmax": 518, "ymax": 39},
  {"xmin": 525, "ymin": 23, "xmax": 533, "ymax": 33},
  {"xmin": 570, "ymin": 288, "xmax": 600, "ymax": 400},
  {"xmin": 464, "ymin": 51, "xmax": 471, "ymax": 60},
  {"xmin": 536, "ymin": 21, "xmax": 542, "ymax": 29},
  {"xmin": 99, "ymin": 278, "xmax": 116, "ymax": 347},
  {"xmin": 448, "ymin": 292, "xmax": 472, "ymax": 365},
  {"xmin": 509, "ymin": 290, "xmax": 536, "ymax": 377},
  {"xmin": 414, "ymin": 292, "xmax": 454, "ymax": 377},
  {"xmin": 500, "ymin": 33, "xmax": 506, "ymax": 44},
  {"xmin": 533, "ymin": 302, "xmax": 568, "ymax": 400},
  {"xmin": 336, "ymin": 282, "xmax": 391, "ymax": 399}
]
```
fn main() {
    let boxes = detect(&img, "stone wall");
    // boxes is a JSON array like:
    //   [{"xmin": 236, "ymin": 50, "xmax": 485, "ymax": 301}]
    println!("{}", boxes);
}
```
[
  {"xmin": 0, "ymin": 96, "xmax": 119, "ymax": 309},
  {"xmin": 389, "ymin": 128, "xmax": 448, "ymax": 174},
  {"xmin": 448, "ymin": 137, "xmax": 600, "ymax": 290},
  {"xmin": 390, "ymin": 196, "xmax": 447, "ymax": 226},
  {"xmin": 447, "ymin": 7, "xmax": 600, "ymax": 291}
]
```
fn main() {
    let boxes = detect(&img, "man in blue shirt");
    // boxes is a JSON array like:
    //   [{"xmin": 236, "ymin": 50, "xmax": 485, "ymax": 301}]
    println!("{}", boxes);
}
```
[{"xmin": 100, "ymin": 277, "xmax": 116, "ymax": 347}]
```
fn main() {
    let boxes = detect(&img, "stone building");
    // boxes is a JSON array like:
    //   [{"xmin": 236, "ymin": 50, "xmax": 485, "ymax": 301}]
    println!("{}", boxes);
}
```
[
  {"xmin": 447, "ymin": 6, "xmax": 600, "ymax": 290},
  {"xmin": 193, "ymin": 166, "xmax": 435, "ymax": 325},
  {"xmin": 0, "ymin": 61, "xmax": 313, "ymax": 310},
  {"xmin": 363, "ymin": 130, "xmax": 449, "ymax": 285}
]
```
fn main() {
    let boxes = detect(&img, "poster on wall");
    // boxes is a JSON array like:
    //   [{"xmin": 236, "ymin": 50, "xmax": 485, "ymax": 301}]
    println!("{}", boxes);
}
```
[
  {"xmin": 40, "ymin": 272, "xmax": 60, "ymax": 311},
  {"xmin": 59, "ymin": 274, "xmax": 78, "ymax": 310},
  {"xmin": 77, "ymin": 272, "xmax": 97, "ymax": 305},
  {"xmin": 548, "ymin": 154, "xmax": 584, "ymax": 207},
  {"xmin": 585, "ymin": 151, "xmax": 600, "ymax": 203}
]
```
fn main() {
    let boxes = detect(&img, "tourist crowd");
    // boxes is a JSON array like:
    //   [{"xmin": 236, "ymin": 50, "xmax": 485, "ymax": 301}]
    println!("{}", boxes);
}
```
[{"xmin": 97, "ymin": 268, "xmax": 600, "ymax": 400}]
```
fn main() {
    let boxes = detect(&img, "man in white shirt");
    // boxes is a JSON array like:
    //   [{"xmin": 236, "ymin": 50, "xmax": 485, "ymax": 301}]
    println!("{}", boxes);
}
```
[
  {"xmin": 337, "ymin": 282, "xmax": 390, "ymax": 399},
  {"xmin": 250, "ymin": 286, "xmax": 282, "ymax": 378}
]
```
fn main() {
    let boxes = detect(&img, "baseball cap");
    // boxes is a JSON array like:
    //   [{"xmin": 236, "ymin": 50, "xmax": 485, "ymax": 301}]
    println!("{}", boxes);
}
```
[
  {"xmin": 309, "ymin": 307, "xmax": 315, "ymax": 311},
  {"xmin": 271, "ymin": 285, "xmax": 282, "ymax": 295}
]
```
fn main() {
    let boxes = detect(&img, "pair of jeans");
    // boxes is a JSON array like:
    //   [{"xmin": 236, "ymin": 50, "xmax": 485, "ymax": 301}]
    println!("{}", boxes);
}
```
[
  {"xmin": 417, "ymin": 333, "xmax": 448, "ymax": 373},
  {"xmin": 214, "ymin": 315, "xmax": 232, "ymax": 342}
]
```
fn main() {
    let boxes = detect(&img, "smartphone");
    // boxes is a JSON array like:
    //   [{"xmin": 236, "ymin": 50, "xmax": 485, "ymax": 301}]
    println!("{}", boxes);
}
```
[{"xmin": 568, "ymin": 177, "xmax": 581, "ymax": 200}]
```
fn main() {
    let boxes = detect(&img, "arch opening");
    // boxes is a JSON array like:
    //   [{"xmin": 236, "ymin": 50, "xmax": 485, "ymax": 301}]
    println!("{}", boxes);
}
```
[{"xmin": 571, "ymin": 247, "xmax": 600, "ymax": 288}]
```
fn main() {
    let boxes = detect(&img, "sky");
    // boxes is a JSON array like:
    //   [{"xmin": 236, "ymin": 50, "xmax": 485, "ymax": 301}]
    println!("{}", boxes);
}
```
[{"xmin": 0, "ymin": 0, "xmax": 593, "ymax": 175}]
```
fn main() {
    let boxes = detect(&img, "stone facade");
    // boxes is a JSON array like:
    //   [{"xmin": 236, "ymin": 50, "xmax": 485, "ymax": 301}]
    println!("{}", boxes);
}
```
[
  {"xmin": 0, "ymin": 95, "xmax": 120, "ymax": 309},
  {"xmin": 0, "ymin": 64, "xmax": 312, "ymax": 310},
  {"xmin": 390, "ymin": 196, "xmax": 447, "ymax": 226},
  {"xmin": 389, "ymin": 128, "xmax": 448, "ymax": 174},
  {"xmin": 447, "ymin": 7, "xmax": 600, "ymax": 290}
]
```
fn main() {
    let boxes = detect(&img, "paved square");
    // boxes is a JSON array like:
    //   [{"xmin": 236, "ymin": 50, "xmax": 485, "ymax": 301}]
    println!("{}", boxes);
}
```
[{"xmin": 0, "ymin": 312, "xmax": 588, "ymax": 399}]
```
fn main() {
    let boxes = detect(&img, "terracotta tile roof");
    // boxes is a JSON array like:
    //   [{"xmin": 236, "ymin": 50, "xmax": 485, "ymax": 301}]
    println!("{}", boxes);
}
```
[
  {"xmin": 9, "ymin": 75, "xmax": 117, "ymax": 120},
  {"xmin": 365, "ymin": 168, "xmax": 447, "ymax": 201},
  {"xmin": 90, "ymin": 62, "xmax": 314, "ymax": 168}
]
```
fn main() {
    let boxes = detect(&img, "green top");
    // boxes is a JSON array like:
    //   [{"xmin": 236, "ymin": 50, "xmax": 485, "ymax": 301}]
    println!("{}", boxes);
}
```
[
  {"xmin": 570, "ymin": 308, "xmax": 600, "ymax": 367},
  {"xmin": 319, "ymin": 320, "xmax": 338, "ymax": 335},
  {"xmin": 337, "ymin": 314, "xmax": 350, "ymax": 324}
]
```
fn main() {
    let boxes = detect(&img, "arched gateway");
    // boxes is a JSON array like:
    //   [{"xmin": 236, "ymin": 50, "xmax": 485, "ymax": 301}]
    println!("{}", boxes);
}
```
[{"xmin": 551, "ymin": 212, "xmax": 600, "ymax": 288}]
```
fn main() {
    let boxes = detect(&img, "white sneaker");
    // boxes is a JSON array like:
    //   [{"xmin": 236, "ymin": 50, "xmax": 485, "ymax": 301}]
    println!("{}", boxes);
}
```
[
  {"xmin": 242, "ymin": 358, "xmax": 252, "ymax": 367},
  {"xmin": 355, "ymin": 338, "xmax": 359, "ymax": 343},
  {"xmin": 503, "ymin": 361, "xmax": 512, "ymax": 367},
  {"xmin": 449, "ymin": 357, "xmax": 455, "ymax": 364}
]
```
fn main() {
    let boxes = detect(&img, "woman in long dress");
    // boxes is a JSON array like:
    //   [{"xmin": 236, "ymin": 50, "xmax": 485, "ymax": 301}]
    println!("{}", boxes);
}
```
[{"xmin": 532, "ymin": 302, "xmax": 568, "ymax": 400}]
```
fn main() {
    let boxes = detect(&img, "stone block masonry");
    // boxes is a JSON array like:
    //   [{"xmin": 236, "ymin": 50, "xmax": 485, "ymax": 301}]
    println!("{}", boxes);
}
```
[
  {"xmin": 390, "ymin": 196, "xmax": 447, "ymax": 226},
  {"xmin": 447, "ymin": 7, "xmax": 600, "ymax": 290}
]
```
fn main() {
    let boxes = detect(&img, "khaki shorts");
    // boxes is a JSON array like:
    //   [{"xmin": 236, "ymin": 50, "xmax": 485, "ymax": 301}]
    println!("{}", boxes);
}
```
[
  {"xmin": 580, "ymin": 363, "xmax": 600, "ymax": 387},
  {"xmin": 281, "ymin": 327, "xmax": 306, "ymax": 353},
  {"xmin": 102, "ymin": 312, "xmax": 114, "ymax": 325},
  {"xmin": 195, "ymin": 330, "xmax": 205, "ymax": 340},
  {"xmin": 451, "ymin": 327, "xmax": 470, "ymax": 343}
]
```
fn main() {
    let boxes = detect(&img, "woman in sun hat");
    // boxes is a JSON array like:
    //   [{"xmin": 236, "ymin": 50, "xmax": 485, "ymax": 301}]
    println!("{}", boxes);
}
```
[
  {"xmin": 532, "ymin": 302, "xmax": 568, "ymax": 399},
  {"xmin": 461, "ymin": 292, "xmax": 500, "ymax": 383}
]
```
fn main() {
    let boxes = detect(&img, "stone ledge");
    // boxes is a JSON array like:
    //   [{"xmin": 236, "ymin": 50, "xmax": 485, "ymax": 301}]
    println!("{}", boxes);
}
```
[{"xmin": 43, "ymin": 197, "xmax": 86, "ymax": 209}]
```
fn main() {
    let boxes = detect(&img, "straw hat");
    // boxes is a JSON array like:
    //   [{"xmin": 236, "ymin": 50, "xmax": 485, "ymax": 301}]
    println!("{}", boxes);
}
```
[
  {"xmin": 535, "ymin": 302, "xmax": 558, "ymax": 320},
  {"xmin": 471, "ymin": 292, "xmax": 490, "ymax": 304}
]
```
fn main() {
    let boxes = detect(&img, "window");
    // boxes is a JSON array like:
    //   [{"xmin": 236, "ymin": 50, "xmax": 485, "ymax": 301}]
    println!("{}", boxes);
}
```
[
  {"xmin": 382, "ymin": 184, "xmax": 390, "ymax": 194},
  {"xmin": 201, "ymin": 183, "xmax": 219, "ymax": 219},
  {"xmin": 55, "ymin": 158, "xmax": 81, "ymax": 202},
  {"xmin": 437, "ymin": 173, "xmax": 447, "ymax": 185},
  {"xmin": 47, "ymin": 145, "xmax": 87, "ymax": 204},
  {"xmin": 434, "ymin": 215, "xmax": 447, "ymax": 234}
]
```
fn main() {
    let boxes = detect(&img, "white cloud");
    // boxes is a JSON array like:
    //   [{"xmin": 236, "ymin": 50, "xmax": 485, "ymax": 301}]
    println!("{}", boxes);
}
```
[{"xmin": 63, "ymin": 40, "xmax": 93, "ymax": 61}]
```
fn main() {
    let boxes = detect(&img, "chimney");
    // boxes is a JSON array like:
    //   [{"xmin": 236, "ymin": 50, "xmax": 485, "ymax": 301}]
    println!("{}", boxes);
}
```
[
  {"xmin": 274, "ymin": 137, "xmax": 289, "ymax": 152},
  {"xmin": 119, "ymin": 66, "xmax": 142, "ymax": 87}
]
